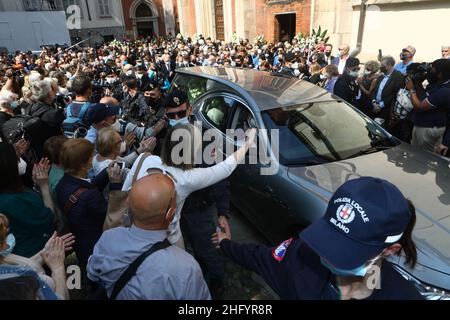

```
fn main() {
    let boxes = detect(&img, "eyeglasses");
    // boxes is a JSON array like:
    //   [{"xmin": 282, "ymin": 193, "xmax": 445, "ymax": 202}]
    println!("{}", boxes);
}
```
[{"xmin": 166, "ymin": 109, "xmax": 188, "ymax": 120}]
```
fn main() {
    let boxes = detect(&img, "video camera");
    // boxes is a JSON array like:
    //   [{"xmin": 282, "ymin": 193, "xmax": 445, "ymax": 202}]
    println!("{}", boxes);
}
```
[
  {"xmin": 54, "ymin": 93, "xmax": 72, "ymax": 110},
  {"xmin": 406, "ymin": 62, "xmax": 432, "ymax": 83}
]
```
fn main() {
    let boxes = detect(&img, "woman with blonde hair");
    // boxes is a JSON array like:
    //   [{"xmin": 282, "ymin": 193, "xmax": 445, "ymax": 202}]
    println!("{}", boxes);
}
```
[
  {"xmin": 357, "ymin": 60, "xmax": 381, "ymax": 114},
  {"xmin": 308, "ymin": 62, "xmax": 323, "ymax": 85}
]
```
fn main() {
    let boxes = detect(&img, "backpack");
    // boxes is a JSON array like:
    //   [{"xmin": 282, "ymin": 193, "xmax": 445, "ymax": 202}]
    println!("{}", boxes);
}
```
[
  {"xmin": 61, "ymin": 102, "xmax": 91, "ymax": 138},
  {"xmin": 2, "ymin": 105, "xmax": 49, "ymax": 163},
  {"xmin": 393, "ymin": 88, "xmax": 414, "ymax": 119}
]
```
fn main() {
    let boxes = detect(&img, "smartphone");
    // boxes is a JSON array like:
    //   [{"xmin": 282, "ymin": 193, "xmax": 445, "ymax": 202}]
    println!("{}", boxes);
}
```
[
  {"xmin": 116, "ymin": 161, "xmax": 126, "ymax": 170},
  {"xmin": 378, "ymin": 49, "xmax": 383, "ymax": 61}
]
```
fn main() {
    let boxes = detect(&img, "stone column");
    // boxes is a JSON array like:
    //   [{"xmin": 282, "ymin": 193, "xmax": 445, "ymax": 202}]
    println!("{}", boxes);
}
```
[
  {"xmin": 162, "ymin": 0, "xmax": 176, "ymax": 36},
  {"xmin": 223, "ymin": 0, "xmax": 233, "ymax": 41}
]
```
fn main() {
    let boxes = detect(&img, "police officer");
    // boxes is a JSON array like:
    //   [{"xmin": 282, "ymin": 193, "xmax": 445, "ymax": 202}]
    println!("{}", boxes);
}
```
[
  {"xmin": 142, "ymin": 79, "xmax": 166, "ymax": 117},
  {"xmin": 333, "ymin": 57, "xmax": 361, "ymax": 106},
  {"xmin": 164, "ymin": 89, "xmax": 232, "ymax": 299},
  {"xmin": 213, "ymin": 177, "xmax": 423, "ymax": 300}
]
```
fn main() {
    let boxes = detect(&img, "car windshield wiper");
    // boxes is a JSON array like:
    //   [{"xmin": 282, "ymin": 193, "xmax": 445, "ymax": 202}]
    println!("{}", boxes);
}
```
[
  {"xmin": 348, "ymin": 144, "xmax": 393, "ymax": 158},
  {"xmin": 283, "ymin": 159, "xmax": 328, "ymax": 167}
]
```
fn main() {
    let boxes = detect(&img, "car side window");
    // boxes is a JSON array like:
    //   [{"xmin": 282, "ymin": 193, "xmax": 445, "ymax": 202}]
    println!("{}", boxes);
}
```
[
  {"xmin": 201, "ymin": 96, "xmax": 235, "ymax": 132},
  {"xmin": 231, "ymin": 104, "xmax": 257, "ymax": 131}
]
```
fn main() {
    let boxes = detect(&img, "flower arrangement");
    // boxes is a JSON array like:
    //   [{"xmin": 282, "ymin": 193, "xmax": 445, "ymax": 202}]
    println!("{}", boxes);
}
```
[
  {"xmin": 192, "ymin": 33, "xmax": 202, "ymax": 44},
  {"xmin": 109, "ymin": 39, "xmax": 123, "ymax": 48},
  {"xmin": 231, "ymin": 32, "xmax": 239, "ymax": 44},
  {"xmin": 254, "ymin": 35, "xmax": 267, "ymax": 45},
  {"xmin": 294, "ymin": 26, "xmax": 330, "ymax": 53}
]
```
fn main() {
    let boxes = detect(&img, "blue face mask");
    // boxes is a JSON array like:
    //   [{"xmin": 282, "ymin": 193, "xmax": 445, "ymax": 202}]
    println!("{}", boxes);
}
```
[
  {"xmin": 0, "ymin": 234, "xmax": 16, "ymax": 257},
  {"xmin": 169, "ymin": 116, "xmax": 190, "ymax": 127},
  {"xmin": 320, "ymin": 256, "xmax": 380, "ymax": 277},
  {"xmin": 10, "ymin": 101, "xmax": 18, "ymax": 109}
]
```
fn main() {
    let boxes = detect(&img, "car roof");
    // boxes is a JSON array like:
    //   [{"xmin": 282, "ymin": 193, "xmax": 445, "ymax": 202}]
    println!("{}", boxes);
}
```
[{"xmin": 176, "ymin": 66, "xmax": 341, "ymax": 111}]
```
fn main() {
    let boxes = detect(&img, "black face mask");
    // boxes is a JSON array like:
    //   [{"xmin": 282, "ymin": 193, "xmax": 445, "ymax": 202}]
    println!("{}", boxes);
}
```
[
  {"xmin": 400, "ymin": 53, "xmax": 409, "ymax": 61},
  {"xmin": 426, "ymin": 71, "xmax": 439, "ymax": 85},
  {"xmin": 145, "ymin": 96, "xmax": 158, "ymax": 106},
  {"xmin": 380, "ymin": 66, "xmax": 388, "ymax": 74},
  {"xmin": 325, "ymin": 51, "xmax": 331, "ymax": 57}
]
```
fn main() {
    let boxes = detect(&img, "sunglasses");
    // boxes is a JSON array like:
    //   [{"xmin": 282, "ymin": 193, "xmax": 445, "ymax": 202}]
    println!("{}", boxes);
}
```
[{"xmin": 166, "ymin": 109, "xmax": 188, "ymax": 120}]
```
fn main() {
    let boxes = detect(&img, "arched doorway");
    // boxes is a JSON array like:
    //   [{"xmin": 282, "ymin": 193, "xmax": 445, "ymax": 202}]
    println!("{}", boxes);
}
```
[{"xmin": 130, "ymin": 0, "xmax": 159, "ymax": 38}]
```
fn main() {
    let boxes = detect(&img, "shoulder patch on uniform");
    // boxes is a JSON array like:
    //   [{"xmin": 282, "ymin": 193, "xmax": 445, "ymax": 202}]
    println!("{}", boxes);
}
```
[{"xmin": 272, "ymin": 238, "xmax": 293, "ymax": 262}]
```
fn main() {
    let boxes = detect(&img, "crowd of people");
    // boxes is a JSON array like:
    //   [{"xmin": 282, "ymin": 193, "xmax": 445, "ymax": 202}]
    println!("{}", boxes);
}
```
[{"xmin": 0, "ymin": 34, "xmax": 449, "ymax": 300}]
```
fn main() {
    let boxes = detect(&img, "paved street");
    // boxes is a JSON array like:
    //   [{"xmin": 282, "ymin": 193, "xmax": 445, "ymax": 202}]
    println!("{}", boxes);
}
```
[{"xmin": 215, "ymin": 208, "xmax": 279, "ymax": 300}]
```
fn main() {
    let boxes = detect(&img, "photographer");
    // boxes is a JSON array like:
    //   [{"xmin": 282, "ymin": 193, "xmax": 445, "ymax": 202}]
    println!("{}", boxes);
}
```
[
  {"xmin": 407, "ymin": 59, "xmax": 450, "ymax": 156},
  {"xmin": 28, "ymin": 78, "xmax": 65, "ymax": 158},
  {"xmin": 122, "ymin": 76, "xmax": 154, "ymax": 124}
]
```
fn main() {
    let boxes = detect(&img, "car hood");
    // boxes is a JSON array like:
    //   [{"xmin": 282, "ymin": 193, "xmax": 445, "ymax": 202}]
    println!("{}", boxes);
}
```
[{"xmin": 287, "ymin": 143, "xmax": 450, "ymax": 279}]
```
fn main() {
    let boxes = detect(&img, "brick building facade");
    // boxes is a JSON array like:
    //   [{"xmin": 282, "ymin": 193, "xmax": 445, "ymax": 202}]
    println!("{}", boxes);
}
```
[
  {"xmin": 121, "ymin": 0, "xmax": 177, "ymax": 38},
  {"xmin": 177, "ymin": 0, "xmax": 311, "ymax": 43}
]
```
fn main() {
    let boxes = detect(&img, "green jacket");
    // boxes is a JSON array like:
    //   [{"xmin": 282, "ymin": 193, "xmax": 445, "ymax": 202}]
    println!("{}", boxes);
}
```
[{"xmin": 0, "ymin": 188, "xmax": 55, "ymax": 258}]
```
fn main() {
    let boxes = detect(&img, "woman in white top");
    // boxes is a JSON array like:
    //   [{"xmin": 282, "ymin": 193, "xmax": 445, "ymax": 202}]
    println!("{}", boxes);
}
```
[{"xmin": 123, "ymin": 124, "xmax": 257, "ymax": 248}]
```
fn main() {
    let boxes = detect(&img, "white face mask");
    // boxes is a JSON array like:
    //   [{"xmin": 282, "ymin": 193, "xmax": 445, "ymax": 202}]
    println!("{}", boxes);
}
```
[
  {"xmin": 125, "ymin": 70, "xmax": 134, "ymax": 76},
  {"xmin": 320, "ymin": 74, "xmax": 326, "ymax": 80},
  {"xmin": 110, "ymin": 120, "xmax": 121, "ymax": 132},
  {"xmin": 291, "ymin": 62, "xmax": 299, "ymax": 70},
  {"xmin": 349, "ymin": 70, "xmax": 359, "ymax": 78},
  {"xmin": 120, "ymin": 141, "xmax": 127, "ymax": 154},
  {"xmin": 136, "ymin": 73, "xmax": 144, "ymax": 79},
  {"xmin": 106, "ymin": 77, "xmax": 117, "ymax": 84},
  {"xmin": 18, "ymin": 158, "xmax": 27, "ymax": 176}
]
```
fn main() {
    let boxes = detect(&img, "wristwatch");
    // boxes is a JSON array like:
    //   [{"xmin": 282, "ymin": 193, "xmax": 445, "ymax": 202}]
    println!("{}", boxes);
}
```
[{"xmin": 410, "ymin": 89, "xmax": 416, "ymax": 93}]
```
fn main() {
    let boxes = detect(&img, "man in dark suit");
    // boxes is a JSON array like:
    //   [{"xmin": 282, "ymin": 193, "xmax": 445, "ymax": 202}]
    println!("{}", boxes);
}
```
[
  {"xmin": 324, "ymin": 43, "xmax": 336, "ymax": 66},
  {"xmin": 159, "ymin": 53, "xmax": 176, "ymax": 83},
  {"xmin": 333, "ymin": 57, "xmax": 361, "ymax": 106},
  {"xmin": 135, "ymin": 64, "xmax": 150, "ymax": 93},
  {"xmin": 371, "ymin": 56, "xmax": 405, "ymax": 123}
]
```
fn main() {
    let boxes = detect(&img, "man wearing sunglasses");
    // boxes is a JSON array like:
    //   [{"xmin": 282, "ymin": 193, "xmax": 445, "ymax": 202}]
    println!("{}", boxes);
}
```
[
  {"xmin": 165, "ymin": 89, "xmax": 192, "ymax": 127},
  {"xmin": 395, "ymin": 46, "xmax": 416, "ymax": 75},
  {"xmin": 162, "ymin": 89, "xmax": 233, "ymax": 299}
]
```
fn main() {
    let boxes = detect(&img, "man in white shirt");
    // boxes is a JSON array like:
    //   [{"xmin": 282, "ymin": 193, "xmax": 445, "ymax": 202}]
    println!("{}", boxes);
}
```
[{"xmin": 333, "ymin": 44, "xmax": 350, "ymax": 75}]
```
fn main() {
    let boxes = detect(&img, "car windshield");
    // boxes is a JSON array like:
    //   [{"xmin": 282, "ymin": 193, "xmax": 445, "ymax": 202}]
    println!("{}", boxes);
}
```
[{"xmin": 261, "ymin": 101, "xmax": 399, "ymax": 165}]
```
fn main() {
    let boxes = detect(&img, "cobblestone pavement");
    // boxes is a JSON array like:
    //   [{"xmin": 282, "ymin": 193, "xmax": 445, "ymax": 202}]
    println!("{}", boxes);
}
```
[{"xmin": 217, "ymin": 208, "xmax": 279, "ymax": 300}]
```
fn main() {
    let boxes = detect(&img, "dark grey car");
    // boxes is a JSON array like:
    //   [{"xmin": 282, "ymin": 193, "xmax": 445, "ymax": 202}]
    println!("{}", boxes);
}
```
[{"xmin": 170, "ymin": 66, "xmax": 450, "ymax": 299}]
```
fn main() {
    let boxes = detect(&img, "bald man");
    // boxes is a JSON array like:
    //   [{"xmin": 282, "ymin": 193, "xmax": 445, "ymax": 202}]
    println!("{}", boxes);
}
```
[
  {"xmin": 333, "ymin": 44, "xmax": 350, "ymax": 75},
  {"xmin": 87, "ymin": 174, "xmax": 211, "ymax": 300}
]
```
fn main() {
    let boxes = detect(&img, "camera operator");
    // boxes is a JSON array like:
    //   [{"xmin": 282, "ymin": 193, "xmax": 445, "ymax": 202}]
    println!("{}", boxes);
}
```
[
  {"xmin": 406, "ymin": 59, "xmax": 450, "ymax": 156},
  {"xmin": 122, "ymin": 76, "xmax": 153, "ymax": 125}
]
